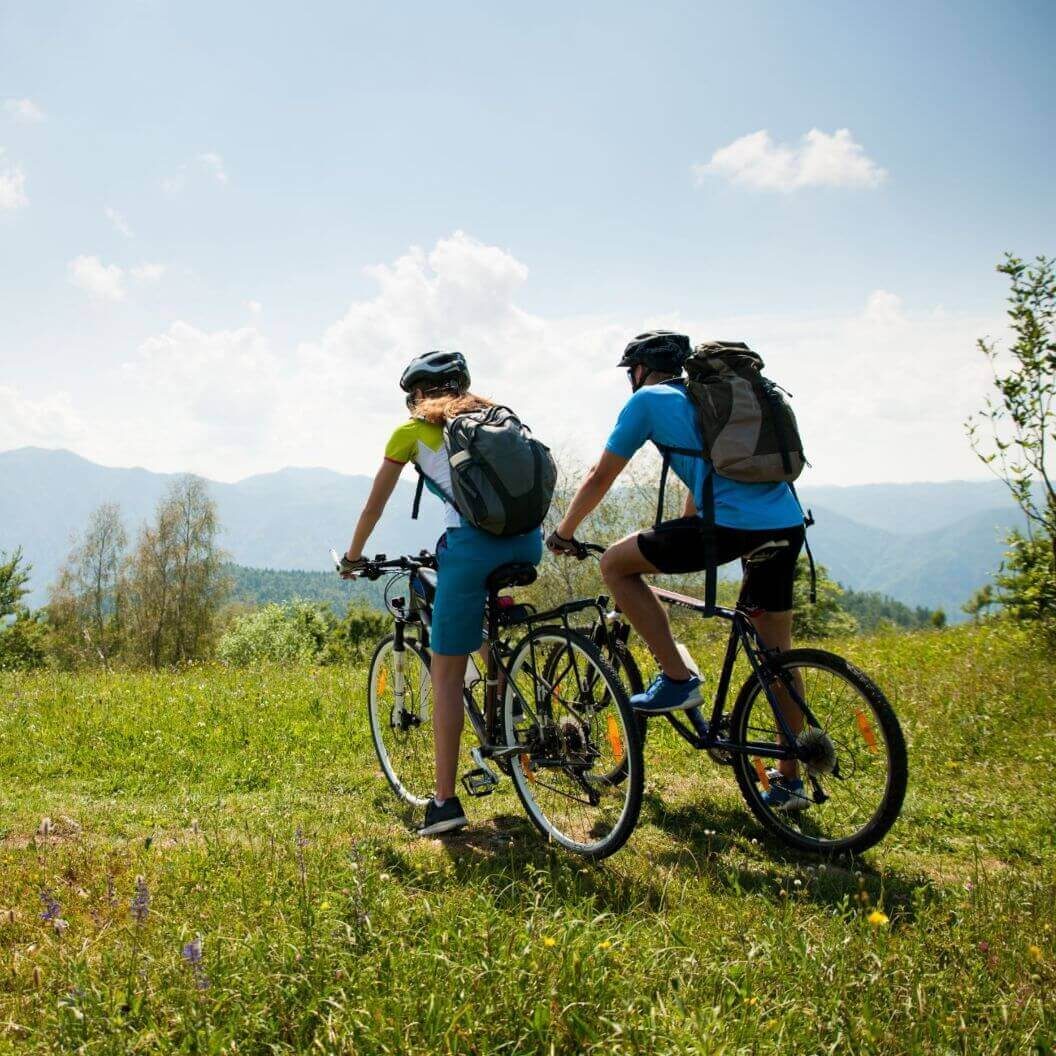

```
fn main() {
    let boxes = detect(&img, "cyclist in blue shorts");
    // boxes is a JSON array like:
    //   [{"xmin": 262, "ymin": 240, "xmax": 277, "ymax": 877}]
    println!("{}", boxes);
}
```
[
  {"xmin": 547, "ymin": 331, "xmax": 810, "ymax": 811},
  {"xmin": 341, "ymin": 351, "xmax": 543, "ymax": 835}
]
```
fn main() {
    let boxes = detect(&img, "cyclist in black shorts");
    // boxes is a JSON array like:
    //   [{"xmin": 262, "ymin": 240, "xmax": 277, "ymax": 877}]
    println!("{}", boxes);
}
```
[{"xmin": 547, "ymin": 331, "xmax": 809, "ymax": 810}]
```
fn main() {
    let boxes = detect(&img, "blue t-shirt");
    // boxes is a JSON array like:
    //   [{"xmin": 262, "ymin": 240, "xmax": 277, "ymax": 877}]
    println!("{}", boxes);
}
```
[{"xmin": 605, "ymin": 381, "xmax": 804, "ymax": 531}]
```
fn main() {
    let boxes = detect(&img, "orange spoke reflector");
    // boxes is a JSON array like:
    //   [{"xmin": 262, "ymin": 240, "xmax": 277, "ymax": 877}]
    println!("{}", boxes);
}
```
[
  {"xmin": 606, "ymin": 714, "xmax": 624, "ymax": 764},
  {"xmin": 376, "ymin": 669, "xmax": 388, "ymax": 696},
  {"xmin": 855, "ymin": 709, "xmax": 878, "ymax": 752},
  {"xmin": 520, "ymin": 754, "xmax": 536, "ymax": 782},
  {"xmin": 753, "ymin": 758, "xmax": 770, "ymax": 790}
]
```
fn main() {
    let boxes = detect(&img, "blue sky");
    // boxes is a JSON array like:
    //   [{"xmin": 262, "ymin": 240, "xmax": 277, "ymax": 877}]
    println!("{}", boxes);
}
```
[{"xmin": 1, "ymin": 1, "xmax": 1053, "ymax": 484}]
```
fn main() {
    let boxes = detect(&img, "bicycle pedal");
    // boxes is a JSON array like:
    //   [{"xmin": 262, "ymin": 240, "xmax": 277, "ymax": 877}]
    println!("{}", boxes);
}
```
[{"xmin": 462, "ymin": 768, "xmax": 500, "ymax": 797}]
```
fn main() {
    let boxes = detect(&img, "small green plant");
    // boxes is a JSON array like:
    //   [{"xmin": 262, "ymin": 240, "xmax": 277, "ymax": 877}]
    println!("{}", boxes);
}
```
[
  {"xmin": 217, "ymin": 602, "xmax": 324, "ymax": 665},
  {"xmin": 792, "ymin": 558, "xmax": 858, "ymax": 638}
]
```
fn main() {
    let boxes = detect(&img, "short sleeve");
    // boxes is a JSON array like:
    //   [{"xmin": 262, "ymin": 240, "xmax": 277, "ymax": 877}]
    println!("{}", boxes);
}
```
[
  {"xmin": 384, "ymin": 421, "xmax": 419, "ymax": 464},
  {"xmin": 604, "ymin": 391, "xmax": 653, "ymax": 459}
]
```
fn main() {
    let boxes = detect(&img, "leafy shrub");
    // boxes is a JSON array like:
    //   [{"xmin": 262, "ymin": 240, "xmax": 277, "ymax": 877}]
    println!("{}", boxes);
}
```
[
  {"xmin": 0, "ymin": 610, "xmax": 48, "ymax": 671},
  {"xmin": 217, "ymin": 601, "xmax": 390, "ymax": 666},
  {"xmin": 324, "ymin": 605, "xmax": 391, "ymax": 663},
  {"xmin": 217, "ymin": 603, "xmax": 325, "ymax": 666},
  {"xmin": 792, "ymin": 558, "xmax": 858, "ymax": 638},
  {"xmin": 995, "ymin": 530, "xmax": 1056, "ymax": 631}
]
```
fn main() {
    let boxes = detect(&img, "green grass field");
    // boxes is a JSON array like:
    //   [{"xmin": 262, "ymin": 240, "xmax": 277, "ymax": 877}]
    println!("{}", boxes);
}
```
[{"xmin": 1, "ymin": 622, "xmax": 1054, "ymax": 1054}]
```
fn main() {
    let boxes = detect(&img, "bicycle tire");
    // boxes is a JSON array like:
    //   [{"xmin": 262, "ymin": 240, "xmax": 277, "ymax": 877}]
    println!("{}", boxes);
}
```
[
  {"xmin": 504, "ymin": 625, "xmax": 644, "ymax": 859},
  {"xmin": 730, "ymin": 648, "xmax": 908, "ymax": 855},
  {"xmin": 367, "ymin": 633, "xmax": 434, "ymax": 808}
]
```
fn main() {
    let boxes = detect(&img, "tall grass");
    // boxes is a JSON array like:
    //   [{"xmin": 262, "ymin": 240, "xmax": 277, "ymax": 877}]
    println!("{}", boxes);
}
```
[{"xmin": 1, "ymin": 622, "xmax": 1053, "ymax": 1053}]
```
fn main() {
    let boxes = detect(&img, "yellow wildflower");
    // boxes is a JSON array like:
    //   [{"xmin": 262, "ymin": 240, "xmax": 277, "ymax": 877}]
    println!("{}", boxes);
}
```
[
  {"xmin": 1028, "ymin": 945, "xmax": 1043, "ymax": 963},
  {"xmin": 867, "ymin": 910, "xmax": 890, "ymax": 926},
  {"xmin": 542, "ymin": 936, "xmax": 557, "ymax": 948}
]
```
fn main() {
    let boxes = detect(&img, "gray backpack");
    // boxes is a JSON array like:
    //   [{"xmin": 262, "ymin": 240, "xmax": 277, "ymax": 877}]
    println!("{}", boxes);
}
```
[
  {"xmin": 684, "ymin": 341, "xmax": 807, "ymax": 483},
  {"xmin": 411, "ymin": 405, "xmax": 557, "ymax": 537},
  {"xmin": 653, "ymin": 342, "xmax": 815, "ymax": 613}
]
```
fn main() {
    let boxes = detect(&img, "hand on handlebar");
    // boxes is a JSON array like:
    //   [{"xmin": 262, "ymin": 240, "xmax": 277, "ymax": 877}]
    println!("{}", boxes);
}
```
[
  {"xmin": 546, "ymin": 530, "xmax": 588, "ymax": 560},
  {"xmin": 338, "ymin": 555, "xmax": 375, "ymax": 579}
]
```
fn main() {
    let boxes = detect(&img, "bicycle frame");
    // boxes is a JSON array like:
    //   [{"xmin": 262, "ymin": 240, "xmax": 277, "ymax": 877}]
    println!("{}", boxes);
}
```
[
  {"xmin": 390, "ymin": 561, "xmax": 607, "ymax": 765},
  {"xmin": 603, "ymin": 584, "xmax": 823, "ymax": 763}
]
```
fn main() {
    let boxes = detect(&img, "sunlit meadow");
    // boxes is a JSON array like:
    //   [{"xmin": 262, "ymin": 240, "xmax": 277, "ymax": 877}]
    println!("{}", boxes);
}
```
[{"xmin": 1, "ymin": 621, "xmax": 1053, "ymax": 1054}]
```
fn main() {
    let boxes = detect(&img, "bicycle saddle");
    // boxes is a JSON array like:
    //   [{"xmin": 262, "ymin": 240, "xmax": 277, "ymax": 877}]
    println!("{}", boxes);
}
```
[{"xmin": 486, "ymin": 562, "xmax": 538, "ymax": 593}]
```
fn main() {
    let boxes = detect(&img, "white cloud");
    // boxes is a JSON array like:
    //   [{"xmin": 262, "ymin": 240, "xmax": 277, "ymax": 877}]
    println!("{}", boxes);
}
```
[
  {"xmin": 131, "ymin": 262, "xmax": 165, "ymax": 283},
  {"xmin": 20, "ymin": 233, "xmax": 1002, "ymax": 485},
  {"xmin": 694, "ymin": 128, "xmax": 886, "ymax": 192},
  {"xmin": 198, "ymin": 152, "xmax": 228, "ymax": 184},
  {"xmin": 161, "ymin": 171, "xmax": 186, "ymax": 196},
  {"xmin": 163, "ymin": 152, "xmax": 229, "ymax": 195},
  {"xmin": 0, "ymin": 150, "xmax": 27, "ymax": 210},
  {"xmin": 105, "ymin": 206, "xmax": 134, "ymax": 238},
  {"xmin": 0, "ymin": 386, "xmax": 82, "ymax": 450},
  {"xmin": 4, "ymin": 98, "xmax": 45, "ymax": 123},
  {"xmin": 246, "ymin": 300, "xmax": 262, "ymax": 314},
  {"xmin": 68, "ymin": 255, "xmax": 126, "ymax": 301}
]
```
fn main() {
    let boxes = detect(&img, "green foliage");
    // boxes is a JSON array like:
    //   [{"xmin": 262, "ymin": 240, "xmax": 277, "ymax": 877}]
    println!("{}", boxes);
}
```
[
  {"xmin": 792, "ymin": 558, "xmax": 858, "ymax": 638},
  {"xmin": 217, "ymin": 600, "xmax": 390, "ymax": 666},
  {"xmin": 0, "ymin": 623, "xmax": 1053, "ymax": 1053},
  {"xmin": 0, "ymin": 547, "xmax": 31, "ymax": 618},
  {"xmin": 0, "ymin": 549, "xmax": 46, "ymax": 671},
  {"xmin": 0, "ymin": 609, "xmax": 48, "ymax": 671},
  {"xmin": 840, "ymin": 587, "xmax": 937, "ymax": 632},
  {"xmin": 217, "ymin": 602, "xmax": 325, "ymax": 666},
  {"xmin": 326, "ymin": 604, "xmax": 391, "ymax": 663},
  {"xmin": 963, "ymin": 583, "xmax": 997, "ymax": 620},
  {"xmin": 994, "ymin": 529, "xmax": 1056, "ymax": 629},
  {"xmin": 967, "ymin": 253, "xmax": 1056, "ymax": 578},
  {"xmin": 227, "ymin": 563, "xmax": 386, "ymax": 612}
]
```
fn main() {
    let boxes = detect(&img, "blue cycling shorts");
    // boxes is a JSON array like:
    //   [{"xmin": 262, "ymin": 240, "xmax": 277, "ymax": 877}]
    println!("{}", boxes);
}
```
[{"xmin": 431, "ymin": 525, "xmax": 543, "ymax": 655}]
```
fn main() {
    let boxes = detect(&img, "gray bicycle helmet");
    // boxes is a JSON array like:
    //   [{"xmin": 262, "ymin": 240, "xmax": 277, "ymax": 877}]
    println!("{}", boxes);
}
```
[
  {"xmin": 617, "ymin": 330, "xmax": 690, "ymax": 376},
  {"xmin": 399, "ymin": 349, "xmax": 470, "ymax": 394}
]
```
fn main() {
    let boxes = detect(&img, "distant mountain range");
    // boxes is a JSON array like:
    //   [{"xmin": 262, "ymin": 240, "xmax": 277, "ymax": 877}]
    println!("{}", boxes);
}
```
[{"xmin": 0, "ymin": 447, "xmax": 1026, "ymax": 619}]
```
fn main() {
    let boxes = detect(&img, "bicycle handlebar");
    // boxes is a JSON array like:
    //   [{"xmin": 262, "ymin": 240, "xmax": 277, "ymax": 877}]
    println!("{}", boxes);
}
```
[{"xmin": 330, "ymin": 548, "xmax": 437, "ymax": 580}]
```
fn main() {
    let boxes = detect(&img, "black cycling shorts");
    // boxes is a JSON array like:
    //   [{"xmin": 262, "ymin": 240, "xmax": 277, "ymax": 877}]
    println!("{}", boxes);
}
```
[{"xmin": 636, "ymin": 516, "xmax": 805, "ymax": 613}]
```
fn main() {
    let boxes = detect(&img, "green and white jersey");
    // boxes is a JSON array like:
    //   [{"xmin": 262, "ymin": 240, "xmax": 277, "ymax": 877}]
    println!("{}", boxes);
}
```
[{"xmin": 384, "ymin": 418, "xmax": 463, "ymax": 529}]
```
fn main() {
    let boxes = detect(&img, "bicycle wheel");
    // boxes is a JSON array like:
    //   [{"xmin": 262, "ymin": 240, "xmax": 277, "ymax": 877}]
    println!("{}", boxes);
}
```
[
  {"xmin": 505, "ymin": 626, "xmax": 644, "ymax": 859},
  {"xmin": 730, "ymin": 648, "xmax": 907, "ymax": 855},
  {"xmin": 367, "ymin": 633, "xmax": 434, "ymax": 808}
]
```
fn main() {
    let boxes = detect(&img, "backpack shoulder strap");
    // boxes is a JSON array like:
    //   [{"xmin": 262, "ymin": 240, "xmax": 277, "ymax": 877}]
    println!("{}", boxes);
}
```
[
  {"xmin": 652, "ymin": 441, "xmax": 718, "ymax": 614},
  {"xmin": 788, "ymin": 482, "xmax": 817, "ymax": 604},
  {"xmin": 411, "ymin": 464, "xmax": 426, "ymax": 521}
]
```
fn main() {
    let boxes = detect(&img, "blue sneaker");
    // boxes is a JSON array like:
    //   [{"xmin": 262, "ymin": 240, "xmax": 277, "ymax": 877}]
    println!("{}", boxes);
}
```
[
  {"xmin": 630, "ymin": 673, "xmax": 702, "ymax": 714},
  {"xmin": 760, "ymin": 774, "xmax": 811, "ymax": 813}
]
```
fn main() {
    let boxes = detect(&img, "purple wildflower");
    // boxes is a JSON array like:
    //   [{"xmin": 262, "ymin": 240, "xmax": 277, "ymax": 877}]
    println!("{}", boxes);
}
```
[
  {"xmin": 40, "ymin": 890, "xmax": 61, "ymax": 923},
  {"xmin": 181, "ymin": 934, "xmax": 209, "ymax": 990},
  {"xmin": 130, "ymin": 876, "xmax": 150, "ymax": 925}
]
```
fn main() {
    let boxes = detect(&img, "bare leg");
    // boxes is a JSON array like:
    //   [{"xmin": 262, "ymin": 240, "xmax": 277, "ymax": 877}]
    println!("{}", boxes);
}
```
[
  {"xmin": 430, "ymin": 652, "xmax": 468, "ymax": 801},
  {"xmin": 749, "ymin": 610, "xmax": 802, "ymax": 780},
  {"xmin": 600, "ymin": 534, "xmax": 692, "ymax": 681}
]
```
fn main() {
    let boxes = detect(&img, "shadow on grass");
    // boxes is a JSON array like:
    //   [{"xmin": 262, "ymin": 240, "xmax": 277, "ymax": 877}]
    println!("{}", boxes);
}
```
[
  {"xmin": 643, "ymin": 791, "xmax": 935, "ymax": 920},
  {"xmin": 366, "ymin": 807, "xmax": 676, "ymax": 915}
]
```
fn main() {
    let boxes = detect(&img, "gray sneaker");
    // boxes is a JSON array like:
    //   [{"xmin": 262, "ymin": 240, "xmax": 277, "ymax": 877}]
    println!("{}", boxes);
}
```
[
  {"xmin": 760, "ymin": 773, "xmax": 811, "ymax": 813},
  {"xmin": 417, "ymin": 796, "xmax": 469, "ymax": 837}
]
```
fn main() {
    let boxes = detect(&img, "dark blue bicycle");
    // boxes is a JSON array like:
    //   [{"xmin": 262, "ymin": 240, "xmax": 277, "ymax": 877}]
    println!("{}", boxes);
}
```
[{"xmin": 572, "ymin": 542, "xmax": 908, "ymax": 856}]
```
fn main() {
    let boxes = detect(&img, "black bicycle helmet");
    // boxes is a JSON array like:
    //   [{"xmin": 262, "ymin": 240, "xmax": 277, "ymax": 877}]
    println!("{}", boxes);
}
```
[
  {"xmin": 617, "ymin": 330, "xmax": 690, "ymax": 376},
  {"xmin": 399, "ymin": 349, "xmax": 470, "ymax": 394}
]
